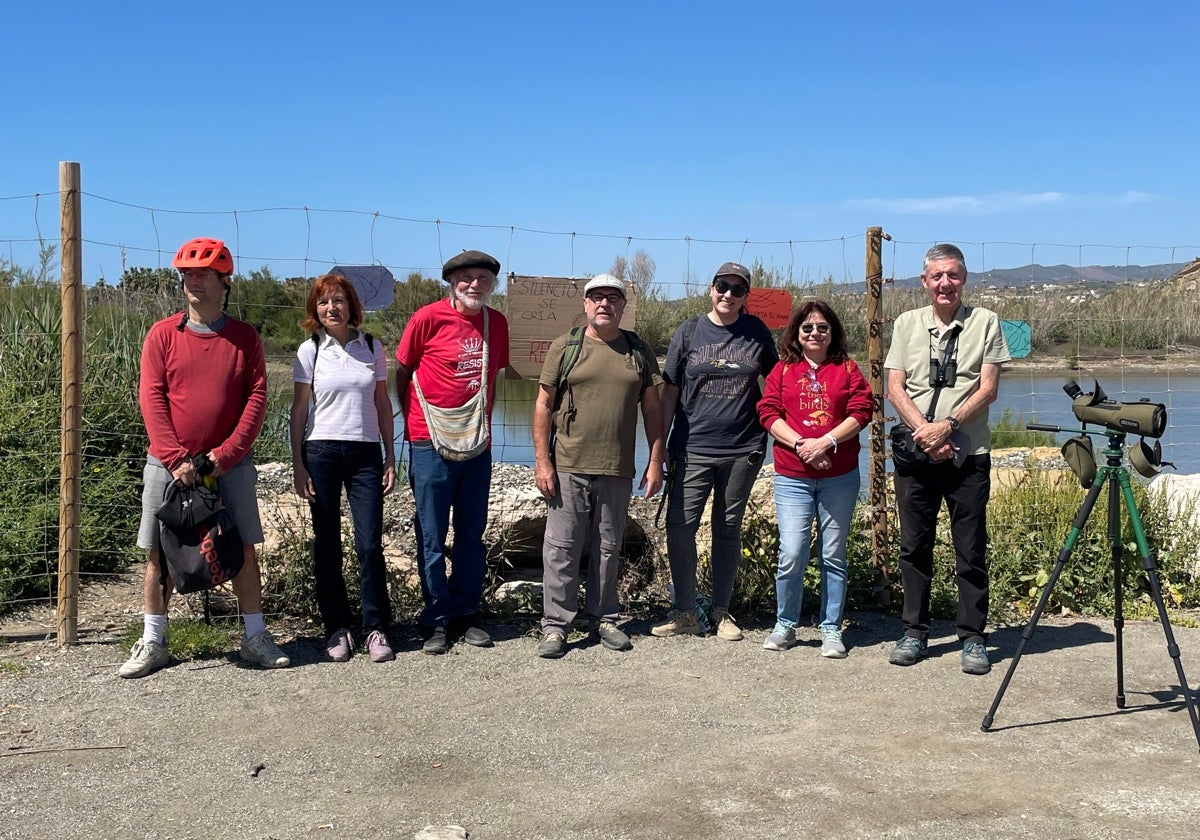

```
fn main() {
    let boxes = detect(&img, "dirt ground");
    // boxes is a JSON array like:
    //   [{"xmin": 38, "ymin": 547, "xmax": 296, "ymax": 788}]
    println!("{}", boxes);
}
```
[{"xmin": 3, "ymin": 593, "xmax": 1200, "ymax": 840}]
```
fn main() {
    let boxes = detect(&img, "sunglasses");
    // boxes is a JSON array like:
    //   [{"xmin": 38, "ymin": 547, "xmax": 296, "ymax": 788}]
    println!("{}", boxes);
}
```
[
  {"xmin": 713, "ymin": 279, "xmax": 748, "ymax": 298},
  {"xmin": 801, "ymin": 323, "xmax": 831, "ymax": 335},
  {"xmin": 586, "ymin": 292, "xmax": 625, "ymax": 304}
]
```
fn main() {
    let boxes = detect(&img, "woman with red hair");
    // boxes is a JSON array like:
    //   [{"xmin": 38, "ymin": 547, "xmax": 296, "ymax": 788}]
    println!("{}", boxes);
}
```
[{"xmin": 290, "ymin": 273, "xmax": 396, "ymax": 663}]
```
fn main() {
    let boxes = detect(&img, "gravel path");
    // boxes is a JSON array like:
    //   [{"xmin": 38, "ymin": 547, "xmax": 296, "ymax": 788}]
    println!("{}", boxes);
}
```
[{"xmin": 3, "ymin": 611, "xmax": 1200, "ymax": 840}]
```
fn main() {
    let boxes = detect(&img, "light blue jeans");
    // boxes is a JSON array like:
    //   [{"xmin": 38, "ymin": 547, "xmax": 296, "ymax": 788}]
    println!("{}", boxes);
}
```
[{"xmin": 773, "ymin": 469, "xmax": 859, "ymax": 631}]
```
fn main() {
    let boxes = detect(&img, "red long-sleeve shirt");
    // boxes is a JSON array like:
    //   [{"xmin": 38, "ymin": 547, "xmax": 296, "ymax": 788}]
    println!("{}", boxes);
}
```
[
  {"xmin": 758, "ymin": 358, "xmax": 873, "ymax": 479},
  {"xmin": 138, "ymin": 314, "xmax": 268, "ymax": 472}
]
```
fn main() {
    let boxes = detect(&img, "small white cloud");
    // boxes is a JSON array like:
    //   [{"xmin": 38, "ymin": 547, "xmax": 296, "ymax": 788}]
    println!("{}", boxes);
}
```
[
  {"xmin": 1119, "ymin": 190, "xmax": 1154, "ymax": 205},
  {"xmin": 844, "ymin": 189, "xmax": 1089, "ymax": 214}
]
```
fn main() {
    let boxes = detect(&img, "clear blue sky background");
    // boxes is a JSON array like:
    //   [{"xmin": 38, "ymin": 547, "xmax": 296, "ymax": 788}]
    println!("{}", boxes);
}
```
[{"xmin": 3, "ymin": 1, "xmax": 1197, "ymax": 293}]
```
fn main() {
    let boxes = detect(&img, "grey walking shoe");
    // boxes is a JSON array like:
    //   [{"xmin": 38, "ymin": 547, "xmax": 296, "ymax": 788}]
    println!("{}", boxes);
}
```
[
  {"xmin": 118, "ymin": 638, "xmax": 169, "ymax": 679},
  {"xmin": 961, "ymin": 640, "xmax": 992, "ymax": 675},
  {"xmin": 762, "ymin": 625, "xmax": 797, "ymax": 651},
  {"xmin": 240, "ymin": 631, "xmax": 291, "ymax": 669},
  {"xmin": 589, "ymin": 621, "xmax": 633, "ymax": 651},
  {"xmin": 820, "ymin": 627, "xmax": 847, "ymax": 659},
  {"xmin": 537, "ymin": 631, "xmax": 566, "ymax": 659},
  {"xmin": 888, "ymin": 635, "xmax": 926, "ymax": 666}
]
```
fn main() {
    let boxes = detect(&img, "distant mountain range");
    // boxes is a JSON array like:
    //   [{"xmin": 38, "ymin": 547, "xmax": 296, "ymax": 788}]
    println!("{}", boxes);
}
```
[{"xmin": 892, "ymin": 262, "xmax": 1192, "ymax": 289}]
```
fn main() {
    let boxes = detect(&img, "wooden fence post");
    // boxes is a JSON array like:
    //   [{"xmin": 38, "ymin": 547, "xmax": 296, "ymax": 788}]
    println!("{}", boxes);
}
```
[
  {"xmin": 58, "ymin": 162, "xmax": 83, "ymax": 646},
  {"xmin": 865, "ymin": 226, "xmax": 893, "ymax": 605}
]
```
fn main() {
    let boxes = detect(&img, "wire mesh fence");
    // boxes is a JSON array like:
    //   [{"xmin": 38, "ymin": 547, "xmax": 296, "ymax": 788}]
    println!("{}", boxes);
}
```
[{"xmin": 3, "ymin": 181, "xmax": 1199, "ymax": 639}]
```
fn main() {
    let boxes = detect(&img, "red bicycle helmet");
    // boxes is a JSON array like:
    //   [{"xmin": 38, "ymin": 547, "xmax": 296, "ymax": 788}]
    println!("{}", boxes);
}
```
[{"xmin": 172, "ymin": 237, "xmax": 235, "ymax": 276}]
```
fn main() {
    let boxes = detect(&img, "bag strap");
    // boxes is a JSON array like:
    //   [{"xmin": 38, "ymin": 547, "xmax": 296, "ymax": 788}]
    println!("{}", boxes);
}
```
[{"xmin": 923, "ymin": 325, "xmax": 961, "ymax": 422}]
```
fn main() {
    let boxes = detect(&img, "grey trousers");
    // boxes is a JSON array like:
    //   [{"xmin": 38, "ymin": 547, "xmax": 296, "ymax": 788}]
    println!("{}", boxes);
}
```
[
  {"xmin": 665, "ymin": 450, "xmax": 763, "ymax": 612},
  {"xmin": 541, "ymin": 472, "xmax": 632, "ymax": 634}
]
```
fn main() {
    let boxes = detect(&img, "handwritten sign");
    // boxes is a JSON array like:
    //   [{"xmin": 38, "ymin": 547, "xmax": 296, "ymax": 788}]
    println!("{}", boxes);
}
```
[
  {"xmin": 744, "ymin": 288, "xmax": 794, "ymax": 329},
  {"xmin": 506, "ymin": 276, "xmax": 638, "ymax": 378}
]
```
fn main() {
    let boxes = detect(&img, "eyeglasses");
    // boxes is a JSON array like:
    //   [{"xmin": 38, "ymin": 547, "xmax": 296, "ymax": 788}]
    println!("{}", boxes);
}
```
[
  {"xmin": 713, "ymin": 279, "xmax": 748, "ymax": 297},
  {"xmin": 801, "ymin": 323, "xmax": 830, "ymax": 335},
  {"xmin": 586, "ymin": 292, "xmax": 625, "ymax": 304}
]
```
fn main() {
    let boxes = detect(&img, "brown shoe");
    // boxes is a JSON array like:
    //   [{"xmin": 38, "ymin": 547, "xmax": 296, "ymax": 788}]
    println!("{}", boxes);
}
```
[
  {"xmin": 650, "ymin": 609, "xmax": 704, "ymax": 638},
  {"xmin": 710, "ymin": 609, "xmax": 744, "ymax": 641}
]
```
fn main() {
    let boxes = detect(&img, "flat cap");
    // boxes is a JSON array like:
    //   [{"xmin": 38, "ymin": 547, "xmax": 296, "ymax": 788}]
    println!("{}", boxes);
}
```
[
  {"xmin": 713, "ymin": 261, "xmax": 752, "ymax": 285},
  {"xmin": 583, "ymin": 274, "xmax": 627, "ymax": 298},
  {"xmin": 442, "ymin": 249, "xmax": 501, "ymax": 280}
]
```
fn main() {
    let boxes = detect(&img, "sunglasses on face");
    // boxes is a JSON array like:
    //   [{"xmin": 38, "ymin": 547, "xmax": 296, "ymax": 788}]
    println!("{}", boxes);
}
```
[
  {"xmin": 586, "ymin": 292, "xmax": 625, "ymax": 304},
  {"xmin": 713, "ymin": 279, "xmax": 748, "ymax": 298},
  {"xmin": 801, "ymin": 323, "xmax": 830, "ymax": 335}
]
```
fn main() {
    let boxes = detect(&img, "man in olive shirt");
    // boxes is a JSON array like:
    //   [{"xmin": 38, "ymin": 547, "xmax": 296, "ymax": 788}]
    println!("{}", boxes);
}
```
[
  {"xmin": 884, "ymin": 243, "xmax": 1011, "ymax": 675},
  {"xmin": 532, "ymin": 274, "xmax": 665, "ymax": 658}
]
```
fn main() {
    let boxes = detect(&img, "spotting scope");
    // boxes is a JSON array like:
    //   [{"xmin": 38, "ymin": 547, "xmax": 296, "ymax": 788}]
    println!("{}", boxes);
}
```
[{"xmin": 1064, "ymin": 379, "xmax": 1167, "ymax": 439}]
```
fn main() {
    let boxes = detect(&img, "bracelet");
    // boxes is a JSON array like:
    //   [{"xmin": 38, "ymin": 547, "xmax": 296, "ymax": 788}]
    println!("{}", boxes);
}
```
[{"xmin": 826, "ymin": 433, "xmax": 838, "ymax": 453}]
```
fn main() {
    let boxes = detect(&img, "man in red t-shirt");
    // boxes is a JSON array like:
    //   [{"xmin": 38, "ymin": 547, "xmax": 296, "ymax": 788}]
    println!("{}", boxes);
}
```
[
  {"xmin": 119, "ymin": 237, "xmax": 290, "ymax": 679},
  {"xmin": 395, "ymin": 250, "xmax": 511, "ymax": 654}
]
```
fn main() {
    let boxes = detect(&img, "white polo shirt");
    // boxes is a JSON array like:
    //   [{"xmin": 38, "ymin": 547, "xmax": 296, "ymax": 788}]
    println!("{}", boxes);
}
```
[{"xmin": 293, "ymin": 330, "xmax": 388, "ymax": 443}]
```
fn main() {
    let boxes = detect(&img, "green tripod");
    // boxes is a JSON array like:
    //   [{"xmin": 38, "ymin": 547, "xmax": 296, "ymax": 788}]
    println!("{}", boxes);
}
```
[{"xmin": 981, "ymin": 428, "xmax": 1200, "ymax": 751}]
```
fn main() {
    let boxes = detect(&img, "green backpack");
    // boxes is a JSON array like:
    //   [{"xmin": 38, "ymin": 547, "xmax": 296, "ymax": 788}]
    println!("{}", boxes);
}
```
[{"xmin": 550, "ymin": 326, "xmax": 651, "ymax": 437}]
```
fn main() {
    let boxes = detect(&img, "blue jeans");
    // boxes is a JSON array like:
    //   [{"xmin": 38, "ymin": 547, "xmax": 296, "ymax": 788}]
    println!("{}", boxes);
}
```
[
  {"xmin": 408, "ymin": 442, "xmax": 491, "ymax": 627},
  {"xmin": 665, "ymin": 450, "xmax": 763, "ymax": 611},
  {"xmin": 303, "ymin": 440, "xmax": 389, "ymax": 634},
  {"xmin": 773, "ymin": 469, "xmax": 859, "ymax": 631}
]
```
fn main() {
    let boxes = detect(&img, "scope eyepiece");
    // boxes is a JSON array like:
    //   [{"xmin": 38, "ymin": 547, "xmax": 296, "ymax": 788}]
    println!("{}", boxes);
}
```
[{"xmin": 1063, "ymin": 380, "xmax": 1084, "ymax": 399}]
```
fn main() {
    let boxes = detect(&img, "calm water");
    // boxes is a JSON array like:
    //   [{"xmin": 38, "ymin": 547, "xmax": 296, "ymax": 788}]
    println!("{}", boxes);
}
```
[{"xmin": 396, "ymin": 372, "xmax": 1200, "ymax": 480}]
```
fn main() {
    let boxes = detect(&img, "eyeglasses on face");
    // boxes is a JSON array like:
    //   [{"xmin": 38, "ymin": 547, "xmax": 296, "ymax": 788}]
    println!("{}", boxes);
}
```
[
  {"xmin": 713, "ymin": 279, "xmax": 748, "ymax": 298},
  {"xmin": 801, "ymin": 322, "xmax": 830, "ymax": 335},
  {"xmin": 586, "ymin": 292, "xmax": 625, "ymax": 304}
]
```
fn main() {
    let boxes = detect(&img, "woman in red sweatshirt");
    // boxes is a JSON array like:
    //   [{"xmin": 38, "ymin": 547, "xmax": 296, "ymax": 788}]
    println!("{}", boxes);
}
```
[{"xmin": 757, "ymin": 300, "xmax": 872, "ymax": 658}]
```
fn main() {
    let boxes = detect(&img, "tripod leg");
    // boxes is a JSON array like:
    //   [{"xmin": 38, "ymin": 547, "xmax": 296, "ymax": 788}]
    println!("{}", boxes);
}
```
[
  {"xmin": 982, "ymin": 478, "xmax": 1105, "ymax": 732},
  {"xmin": 1109, "ymin": 475, "xmax": 1125, "ymax": 708},
  {"xmin": 1119, "ymin": 475, "xmax": 1200, "ymax": 753}
]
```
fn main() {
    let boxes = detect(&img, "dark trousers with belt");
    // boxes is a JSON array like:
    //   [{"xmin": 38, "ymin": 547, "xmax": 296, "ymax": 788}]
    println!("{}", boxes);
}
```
[{"xmin": 894, "ymin": 453, "xmax": 991, "ymax": 644}]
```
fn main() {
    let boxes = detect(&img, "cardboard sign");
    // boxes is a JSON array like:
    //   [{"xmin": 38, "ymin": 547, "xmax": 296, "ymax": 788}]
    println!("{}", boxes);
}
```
[
  {"xmin": 744, "ymin": 288, "xmax": 793, "ymax": 329},
  {"xmin": 506, "ymin": 276, "xmax": 638, "ymax": 378}
]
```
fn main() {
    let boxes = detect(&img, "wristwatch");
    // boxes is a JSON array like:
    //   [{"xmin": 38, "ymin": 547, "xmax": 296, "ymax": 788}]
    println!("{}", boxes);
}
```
[{"xmin": 947, "ymin": 416, "xmax": 961, "ymax": 431}]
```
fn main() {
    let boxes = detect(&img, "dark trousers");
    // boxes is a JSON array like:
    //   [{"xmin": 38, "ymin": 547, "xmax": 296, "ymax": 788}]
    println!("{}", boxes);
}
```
[
  {"xmin": 665, "ymin": 450, "xmax": 763, "ymax": 612},
  {"xmin": 408, "ymin": 442, "xmax": 491, "ymax": 628},
  {"xmin": 304, "ymin": 440, "xmax": 390, "ymax": 635},
  {"xmin": 894, "ymin": 454, "xmax": 991, "ymax": 644}
]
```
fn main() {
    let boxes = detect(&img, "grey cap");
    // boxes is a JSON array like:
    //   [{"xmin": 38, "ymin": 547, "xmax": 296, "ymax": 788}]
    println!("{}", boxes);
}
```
[
  {"xmin": 583, "ymin": 274, "xmax": 627, "ymax": 298},
  {"xmin": 442, "ymin": 249, "xmax": 501, "ymax": 280},
  {"xmin": 713, "ymin": 261, "xmax": 752, "ymax": 285}
]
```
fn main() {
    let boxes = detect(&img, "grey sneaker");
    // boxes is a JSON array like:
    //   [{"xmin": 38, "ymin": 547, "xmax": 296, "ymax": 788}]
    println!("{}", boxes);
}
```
[
  {"xmin": 118, "ymin": 638, "xmax": 169, "ymax": 679},
  {"xmin": 589, "ymin": 621, "xmax": 633, "ymax": 651},
  {"xmin": 961, "ymin": 640, "xmax": 992, "ymax": 675},
  {"xmin": 537, "ymin": 631, "xmax": 566, "ymax": 659},
  {"xmin": 240, "ymin": 631, "xmax": 290, "ymax": 669},
  {"xmin": 889, "ymin": 635, "xmax": 926, "ymax": 666},
  {"xmin": 710, "ymin": 609, "xmax": 744, "ymax": 642},
  {"xmin": 762, "ymin": 626, "xmax": 796, "ymax": 651},
  {"xmin": 650, "ymin": 609, "xmax": 703, "ymax": 637},
  {"xmin": 820, "ymin": 627, "xmax": 847, "ymax": 659},
  {"xmin": 422, "ymin": 626, "xmax": 449, "ymax": 655}
]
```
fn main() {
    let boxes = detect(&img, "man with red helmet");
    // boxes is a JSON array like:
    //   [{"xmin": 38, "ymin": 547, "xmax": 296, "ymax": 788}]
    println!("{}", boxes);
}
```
[{"xmin": 119, "ymin": 237, "xmax": 290, "ymax": 678}]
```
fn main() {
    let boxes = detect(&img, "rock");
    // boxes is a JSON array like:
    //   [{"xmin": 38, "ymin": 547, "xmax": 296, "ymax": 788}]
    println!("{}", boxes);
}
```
[{"xmin": 414, "ymin": 827, "xmax": 468, "ymax": 840}]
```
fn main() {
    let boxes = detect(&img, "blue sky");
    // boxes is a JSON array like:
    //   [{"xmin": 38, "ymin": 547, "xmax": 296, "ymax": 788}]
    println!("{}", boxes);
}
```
[{"xmin": 3, "ymin": 1, "xmax": 1197, "ymax": 294}]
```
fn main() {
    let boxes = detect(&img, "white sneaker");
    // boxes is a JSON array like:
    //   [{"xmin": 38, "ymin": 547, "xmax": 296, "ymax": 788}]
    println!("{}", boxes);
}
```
[
  {"xmin": 240, "ymin": 631, "xmax": 290, "ymax": 669},
  {"xmin": 118, "ymin": 638, "xmax": 169, "ymax": 679}
]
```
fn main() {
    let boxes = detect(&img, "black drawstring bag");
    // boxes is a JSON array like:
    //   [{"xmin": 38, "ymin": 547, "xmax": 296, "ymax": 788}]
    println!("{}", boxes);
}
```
[
  {"xmin": 155, "ymin": 480, "xmax": 224, "ymax": 531},
  {"xmin": 155, "ymin": 480, "xmax": 243, "ymax": 594}
]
